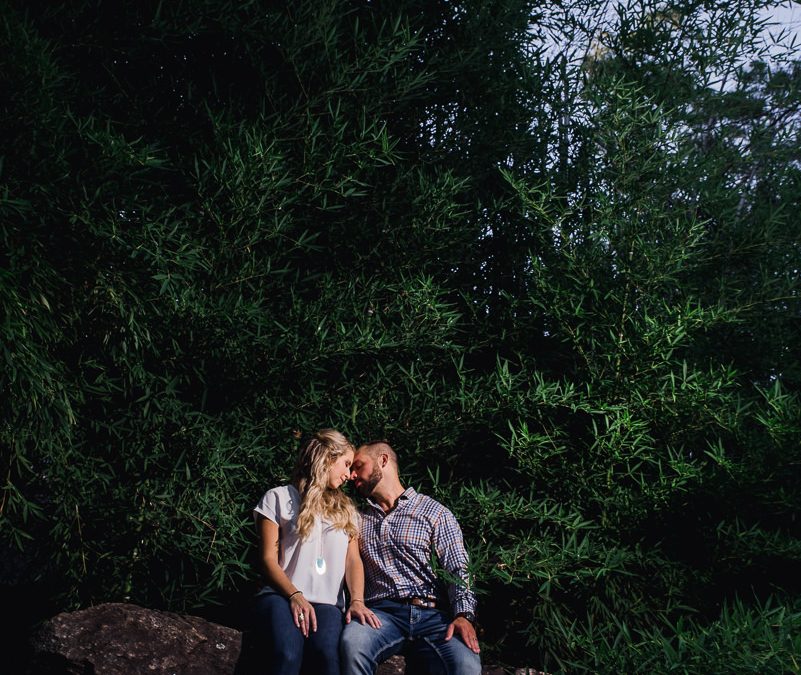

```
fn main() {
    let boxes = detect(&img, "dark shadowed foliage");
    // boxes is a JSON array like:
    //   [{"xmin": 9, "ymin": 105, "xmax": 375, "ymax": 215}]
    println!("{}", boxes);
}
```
[{"xmin": 2, "ymin": 1, "xmax": 801, "ymax": 672}]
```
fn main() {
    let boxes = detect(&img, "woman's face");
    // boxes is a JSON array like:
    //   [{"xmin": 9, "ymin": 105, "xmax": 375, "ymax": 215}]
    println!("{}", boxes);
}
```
[{"xmin": 327, "ymin": 449, "xmax": 354, "ymax": 490}]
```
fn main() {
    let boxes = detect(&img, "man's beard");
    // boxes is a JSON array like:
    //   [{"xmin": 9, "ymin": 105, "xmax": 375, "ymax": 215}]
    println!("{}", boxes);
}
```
[{"xmin": 356, "ymin": 465, "xmax": 382, "ymax": 497}]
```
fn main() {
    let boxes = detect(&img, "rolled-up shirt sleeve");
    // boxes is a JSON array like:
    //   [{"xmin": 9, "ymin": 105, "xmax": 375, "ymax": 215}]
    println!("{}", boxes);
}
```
[{"xmin": 253, "ymin": 487, "xmax": 280, "ymax": 524}]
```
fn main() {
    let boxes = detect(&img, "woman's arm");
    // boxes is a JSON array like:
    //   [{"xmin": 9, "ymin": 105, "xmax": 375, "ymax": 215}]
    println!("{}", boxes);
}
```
[
  {"xmin": 258, "ymin": 517, "xmax": 296, "ymax": 596},
  {"xmin": 257, "ymin": 516, "xmax": 317, "ymax": 636},
  {"xmin": 343, "ymin": 536, "xmax": 381, "ymax": 628}
]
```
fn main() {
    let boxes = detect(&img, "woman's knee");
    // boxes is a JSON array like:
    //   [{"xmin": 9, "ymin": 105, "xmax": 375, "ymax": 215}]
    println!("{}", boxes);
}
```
[
  {"xmin": 251, "ymin": 592, "xmax": 290, "ymax": 626},
  {"xmin": 310, "ymin": 605, "xmax": 343, "ymax": 643},
  {"xmin": 273, "ymin": 639, "xmax": 304, "ymax": 669}
]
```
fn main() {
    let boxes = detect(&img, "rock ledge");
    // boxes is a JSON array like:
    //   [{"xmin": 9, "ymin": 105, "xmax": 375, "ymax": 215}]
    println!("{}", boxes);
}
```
[
  {"xmin": 31, "ymin": 602, "xmax": 241, "ymax": 674},
  {"xmin": 30, "ymin": 602, "xmax": 544, "ymax": 674}
]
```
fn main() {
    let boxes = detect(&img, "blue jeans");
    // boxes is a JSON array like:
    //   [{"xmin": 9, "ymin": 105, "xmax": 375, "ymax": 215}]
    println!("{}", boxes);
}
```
[
  {"xmin": 251, "ymin": 590, "xmax": 344, "ymax": 675},
  {"xmin": 340, "ymin": 600, "xmax": 481, "ymax": 675}
]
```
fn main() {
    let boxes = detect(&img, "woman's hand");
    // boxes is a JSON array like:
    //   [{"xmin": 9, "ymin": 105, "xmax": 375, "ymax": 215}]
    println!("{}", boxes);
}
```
[
  {"xmin": 345, "ymin": 599, "xmax": 382, "ymax": 628},
  {"xmin": 344, "ymin": 537, "xmax": 380, "ymax": 627},
  {"xmin": 289, "ymin": 592, "xmax": 317, "ymax": 637}
]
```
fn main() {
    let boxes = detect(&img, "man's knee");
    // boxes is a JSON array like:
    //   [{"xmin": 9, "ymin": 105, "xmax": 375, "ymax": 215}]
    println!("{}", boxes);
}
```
[
  {"xmin": 341, "ymin": 620, "xmax": 408, "ymax": 675},
  {"xmin": 419, "ymin": 637, "xmax": 481, "ymax": 675},
  {"xmin": 341, "ymin": 622, "xmax": 372, "ymax": 658},
  {"xmin": 451, "ymin": 646, "xmax": 482, "ymax": 675}
]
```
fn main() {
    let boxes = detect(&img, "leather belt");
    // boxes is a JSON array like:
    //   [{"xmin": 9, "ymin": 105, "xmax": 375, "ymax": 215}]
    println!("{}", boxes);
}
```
[{"xmin": 393, "ymin": 597, "xmax": 437, "ymax": 608}]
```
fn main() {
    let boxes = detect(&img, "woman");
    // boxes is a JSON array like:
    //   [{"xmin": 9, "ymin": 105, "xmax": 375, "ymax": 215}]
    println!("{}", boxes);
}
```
[{"xmin": 252, "ymin": 429, "xmax": 381, "ymax": 675}]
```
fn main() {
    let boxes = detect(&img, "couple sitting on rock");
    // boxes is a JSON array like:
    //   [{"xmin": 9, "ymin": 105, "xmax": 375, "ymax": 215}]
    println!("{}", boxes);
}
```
[{"xmin": 252, "ymin": 430, "xmax": 481, "ymax": 675}]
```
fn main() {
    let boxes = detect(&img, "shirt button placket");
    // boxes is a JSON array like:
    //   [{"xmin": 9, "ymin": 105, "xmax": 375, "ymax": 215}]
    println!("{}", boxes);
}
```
[{"xmin": 379, "ymin": 516, "xmax": 396, "ymax": 592}]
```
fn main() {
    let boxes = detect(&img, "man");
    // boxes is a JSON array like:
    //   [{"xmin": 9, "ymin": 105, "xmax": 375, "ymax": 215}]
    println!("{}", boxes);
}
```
[{"xmin": 341, "ymin": 441, "xmax": 481, "ymax": 675}]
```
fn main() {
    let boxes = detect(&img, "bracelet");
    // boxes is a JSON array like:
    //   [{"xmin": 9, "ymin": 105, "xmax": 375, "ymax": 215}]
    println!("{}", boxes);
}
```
[
  {"xmin": 288, "ymin": 590, "xmax": 303, "ymax": 600},
  {"xmin": 349, "ymin": 598, "xmax": 365, "ymax": 605}
]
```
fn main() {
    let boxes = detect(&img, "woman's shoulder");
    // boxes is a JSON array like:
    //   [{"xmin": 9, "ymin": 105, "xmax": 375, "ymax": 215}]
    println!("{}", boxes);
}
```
[
  {"xmin": 254, "ymin": 484, "xmax": 301, "ymax": 518},
  {"xmin": 261, "ymin": 483, "xmax": 300, "ymax": 502},
  {"xmin": 264, "ymin": 483, "xmax": 295, "ymax": 495}
]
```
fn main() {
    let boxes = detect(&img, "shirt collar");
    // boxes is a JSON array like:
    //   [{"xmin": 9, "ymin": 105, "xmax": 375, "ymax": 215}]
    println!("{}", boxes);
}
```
[{"xmin": 366, "ymin": 486, "xmax": 417, "ymax": 513}]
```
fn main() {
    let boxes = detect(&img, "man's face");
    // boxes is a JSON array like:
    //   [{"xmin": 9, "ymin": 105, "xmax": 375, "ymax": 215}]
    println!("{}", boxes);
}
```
[{"xmin": 350, "ymin": 450, "xmax": 382, "ymax": 497}]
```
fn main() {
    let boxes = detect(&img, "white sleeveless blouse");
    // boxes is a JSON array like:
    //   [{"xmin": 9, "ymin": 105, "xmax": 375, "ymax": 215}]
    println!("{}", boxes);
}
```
[{"xmin": 254, "ymin": 485, "xmax": 350, "ymax": 609}]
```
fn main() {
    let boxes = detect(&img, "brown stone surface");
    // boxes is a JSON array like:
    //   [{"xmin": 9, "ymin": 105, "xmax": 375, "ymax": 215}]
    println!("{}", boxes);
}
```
[
  {"xmin": 30, "ymin": 602, "xmax": 241, "ymax": 674},
  {"xmin": 376, "ymin": 655, "xmax": 406, "ymax": 675},
  {"xmin": 29, "ymin": 602, "xmax": 524, "ymax": 674},
  {"xmin": 376, "ymin": 654, "xmax": 509, "ymax": 675}
]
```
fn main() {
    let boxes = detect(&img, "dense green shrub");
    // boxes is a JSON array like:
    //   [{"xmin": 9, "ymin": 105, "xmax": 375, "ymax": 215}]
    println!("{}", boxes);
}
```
[{"xmin": 2, "ymin": 1, "xmax": 800, "ymax": 672}]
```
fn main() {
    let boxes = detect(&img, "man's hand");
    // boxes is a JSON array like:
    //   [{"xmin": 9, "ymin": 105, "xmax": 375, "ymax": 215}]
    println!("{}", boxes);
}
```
[{"xmin": 444, "ymin": 616, "xmax": 480, "ymax": 654}]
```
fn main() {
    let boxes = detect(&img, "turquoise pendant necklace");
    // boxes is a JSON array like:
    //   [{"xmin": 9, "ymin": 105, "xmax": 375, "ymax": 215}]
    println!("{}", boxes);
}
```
[{"xmin": 315, "ymin": 520, "xmax": 327, "ymax": 575}]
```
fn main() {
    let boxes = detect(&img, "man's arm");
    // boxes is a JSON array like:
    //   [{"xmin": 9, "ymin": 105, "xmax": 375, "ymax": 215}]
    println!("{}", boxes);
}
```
[{"xmin": 433, "ymin": 508, "xmax": 480, "ymax": 654}]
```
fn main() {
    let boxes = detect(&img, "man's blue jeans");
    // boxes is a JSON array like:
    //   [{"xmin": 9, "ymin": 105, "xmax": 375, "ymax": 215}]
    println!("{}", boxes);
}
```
[
  {"xmin": 340, "ymin": 600, "xmax": 481, "ymax": 675},
  {"xmin": 251, "ymin": 590, "xmax": 344, "ymax": 675}
]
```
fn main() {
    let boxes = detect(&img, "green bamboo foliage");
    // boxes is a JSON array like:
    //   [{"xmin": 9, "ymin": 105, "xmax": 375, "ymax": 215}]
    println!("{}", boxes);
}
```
[{"xmin": 2, "ymin": 1, "xmax": 800, "ymax": 672}]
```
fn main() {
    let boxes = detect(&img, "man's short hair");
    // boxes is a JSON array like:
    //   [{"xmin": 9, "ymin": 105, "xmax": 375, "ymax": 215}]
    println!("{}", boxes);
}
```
[{"xmin": 358, "ymin": 440, "xmax": 398, "ymax": 467}]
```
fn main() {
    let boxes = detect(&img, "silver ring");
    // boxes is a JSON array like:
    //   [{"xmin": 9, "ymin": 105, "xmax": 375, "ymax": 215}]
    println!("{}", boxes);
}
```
[{"xmin": 298, "ymin": 613, "xmax": 305, "ymax": 622}]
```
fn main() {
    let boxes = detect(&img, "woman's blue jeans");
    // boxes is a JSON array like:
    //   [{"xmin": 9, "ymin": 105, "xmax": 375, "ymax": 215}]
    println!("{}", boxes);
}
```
[{"xmin": 251, "ymin": 590, "xmax": 344, "ymax": 675}]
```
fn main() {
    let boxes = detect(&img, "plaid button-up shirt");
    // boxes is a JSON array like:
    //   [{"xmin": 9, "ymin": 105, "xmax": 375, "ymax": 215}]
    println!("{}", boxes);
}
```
[{"xmin": 359, "ymin": 487, "xmax": 477, "ymax": 617}]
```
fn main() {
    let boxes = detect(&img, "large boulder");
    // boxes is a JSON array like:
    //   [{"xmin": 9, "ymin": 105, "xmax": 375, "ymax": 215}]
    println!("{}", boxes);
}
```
[
  {"xmin": 29, "ymin": 602, "xmax": 519, "ymax": 674},
  {"xmin": 29, "ymin": 602, "xmax": 242, "ymax": 674}
]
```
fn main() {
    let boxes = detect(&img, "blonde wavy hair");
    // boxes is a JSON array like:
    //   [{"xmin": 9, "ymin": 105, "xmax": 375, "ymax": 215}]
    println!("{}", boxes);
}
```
[{"xmin": 292, "ymin": 429, "xmax": 359, "ymax": 540}]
